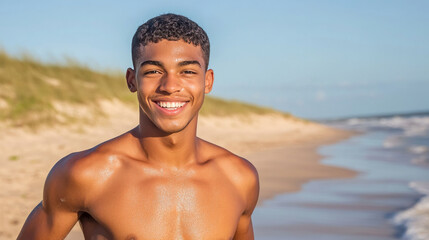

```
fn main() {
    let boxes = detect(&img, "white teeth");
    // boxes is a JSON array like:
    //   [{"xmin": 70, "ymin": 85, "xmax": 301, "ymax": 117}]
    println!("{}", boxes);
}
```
[{"xmin": 157, "ymin": 101, "xmax": 186, "ymax": 109}]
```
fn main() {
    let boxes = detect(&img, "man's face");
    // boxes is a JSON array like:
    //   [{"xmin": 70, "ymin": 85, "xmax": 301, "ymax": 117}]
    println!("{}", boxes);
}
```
[{"xmin": 127, "ymin": 40, "xmax": 213, "ymax": 134}]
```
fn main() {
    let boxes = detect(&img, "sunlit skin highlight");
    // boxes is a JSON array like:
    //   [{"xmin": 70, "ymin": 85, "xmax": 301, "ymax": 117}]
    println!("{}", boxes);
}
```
[{"xmin": 17, "ymin": 40, "xmax": 259, "ymax": 240}]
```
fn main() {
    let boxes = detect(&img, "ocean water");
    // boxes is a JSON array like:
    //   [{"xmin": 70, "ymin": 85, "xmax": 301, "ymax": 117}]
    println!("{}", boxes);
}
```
[{"xmin": 252, "ymin": 112, "xmax": 429, "ymax": 240}]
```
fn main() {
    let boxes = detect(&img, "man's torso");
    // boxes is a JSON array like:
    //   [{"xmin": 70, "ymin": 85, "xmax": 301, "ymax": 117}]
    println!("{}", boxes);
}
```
[{"xmin": 70, "ymin": 134, "xmax": 248, "ymax": 240}]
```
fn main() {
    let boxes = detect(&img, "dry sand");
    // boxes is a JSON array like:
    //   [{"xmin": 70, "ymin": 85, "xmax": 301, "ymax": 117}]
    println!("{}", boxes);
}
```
[{"xmin": 0, "ymin": 100, "xmax": 356, "ymax": 239}]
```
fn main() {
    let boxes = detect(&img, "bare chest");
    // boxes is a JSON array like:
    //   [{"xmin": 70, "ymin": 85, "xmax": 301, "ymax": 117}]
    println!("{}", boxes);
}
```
[{"xmin": 82, "ymin": 174, "xmax": 244, "ymax": 240}]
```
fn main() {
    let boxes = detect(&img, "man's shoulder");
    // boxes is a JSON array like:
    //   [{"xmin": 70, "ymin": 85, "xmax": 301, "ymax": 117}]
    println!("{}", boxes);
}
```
[
  {"xmin": 45, "ymin": 148, "xmax": 108, "ymax": 194},
  {"xmin": 200, "ymin": 139, "xmax": 259, "ymax": 188},
  {"xmin": 58, "ymin": 146, "xmax": 115, "ymax": 185},
  {"xmin": 45, "ymin": 131, "xmax": 133, "ymax": 202},
  {"xmin": 200, "ymin": 139, "xmax": 260, "ymax": 209}
]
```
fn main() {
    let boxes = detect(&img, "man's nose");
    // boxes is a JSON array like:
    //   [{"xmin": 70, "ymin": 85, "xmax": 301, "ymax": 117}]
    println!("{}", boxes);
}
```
[{"xmin": 158, "ymin": 73, "xmax": 182, "ymax": 94}]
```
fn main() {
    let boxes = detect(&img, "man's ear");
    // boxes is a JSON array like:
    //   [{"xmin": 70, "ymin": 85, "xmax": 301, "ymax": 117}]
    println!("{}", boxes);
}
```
[
  {"xmin": 204, "ymin": 69, "xmax": 214, "ymax": 94},
  {"xmin": 126, "ymin": 68, "xmax": 137, "ymax": 92}
]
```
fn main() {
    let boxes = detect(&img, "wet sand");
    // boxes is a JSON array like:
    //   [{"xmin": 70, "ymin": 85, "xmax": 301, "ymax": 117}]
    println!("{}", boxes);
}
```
[{"xmin": 0, "ymin": 101, "xmax": 356, "ymax": 239}]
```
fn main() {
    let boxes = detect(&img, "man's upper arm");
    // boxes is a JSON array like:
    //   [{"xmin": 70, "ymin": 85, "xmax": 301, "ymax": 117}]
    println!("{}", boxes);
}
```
[
  {"xmin": 233, "ymin": 158, "xmax": 260, "ymax": 240},
  {"xmin": 17, "ymin": 155, "xmax": 84, "ymax": 240},
  {"xmin": 17, "ymin": 201, "xmax": 78, "ymax": 240}
]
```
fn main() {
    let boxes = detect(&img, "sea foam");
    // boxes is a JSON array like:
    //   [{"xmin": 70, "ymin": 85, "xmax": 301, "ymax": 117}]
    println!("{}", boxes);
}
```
[
  {"xmin": 343, "ymin": 114, "xmax": 429, "ymax": 137},
  {"xmin": 394, "ymin": 181, "xmax": 429, "ymax": 240},
  {"xmin": 340, "ymin": 113, "xmax": 429, "ymax": 240}
]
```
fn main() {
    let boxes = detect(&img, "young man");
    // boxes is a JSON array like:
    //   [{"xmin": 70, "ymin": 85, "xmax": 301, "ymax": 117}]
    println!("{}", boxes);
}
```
[{"xmin": 18, "ymin": 13, "xmax": 259, "ymax": 240}]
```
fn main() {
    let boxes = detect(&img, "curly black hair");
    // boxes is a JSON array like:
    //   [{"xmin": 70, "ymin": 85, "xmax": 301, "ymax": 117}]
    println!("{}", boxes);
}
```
[{"xmin": 131, "ymin": 13, "xmax": 210, "ymax": 70}]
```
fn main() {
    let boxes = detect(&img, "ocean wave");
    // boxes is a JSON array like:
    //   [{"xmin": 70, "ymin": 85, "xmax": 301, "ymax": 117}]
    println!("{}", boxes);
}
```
[
  {"xmin": 394, "ymin": 181, "xmax": 429, "ymax": 240},
  {"xmin": 411, "ymin": 156, "xmax": 429, "ymax": 167},
  {"xmin": 409, "ymin": 146, "xmax": 428, "ymax": 155},
  {"xmin": 383, "ymin": 136, "xmax": 403, "ymax": 148},
  {"xmin": 343, "ymin": 115, "xmax": 429, "ymax": 137}
]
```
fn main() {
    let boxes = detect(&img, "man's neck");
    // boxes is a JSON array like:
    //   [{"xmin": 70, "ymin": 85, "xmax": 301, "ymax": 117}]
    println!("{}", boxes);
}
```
[{"xmin": 132, "ymin": 110, "xmax": 200, "ymax": 169}]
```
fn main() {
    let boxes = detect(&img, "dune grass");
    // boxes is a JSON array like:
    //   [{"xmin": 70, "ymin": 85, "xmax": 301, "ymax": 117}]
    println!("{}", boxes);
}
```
[
  {"xmin": 0, "ymin": 51, "xmax": 291, "ymax": 127},
  {"xmin": 200, "ymin": 96, "xmax": 289, "ymax": 117}
]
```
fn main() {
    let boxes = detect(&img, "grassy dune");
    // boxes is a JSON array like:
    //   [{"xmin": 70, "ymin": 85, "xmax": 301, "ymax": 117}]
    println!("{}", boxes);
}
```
[{"xmin": 0, "ymin": 51, "xmax": 289, "ymax": 127}]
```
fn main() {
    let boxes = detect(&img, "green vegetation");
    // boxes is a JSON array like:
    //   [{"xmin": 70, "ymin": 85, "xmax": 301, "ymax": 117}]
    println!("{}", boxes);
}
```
[
  {"xmin": 200, "ymin": 96, "xmax": 289, "ymax": 117},
  {"xmin": 0, "ymin": 51, "xmax": 291, "ymax": 127},
  {"xmin": 8, "ymin": 155, "xmax": 19, "ymax": 161},
  {"xmin": 0, "ymin": 51, "xmax": 134, "ymax": 127}
]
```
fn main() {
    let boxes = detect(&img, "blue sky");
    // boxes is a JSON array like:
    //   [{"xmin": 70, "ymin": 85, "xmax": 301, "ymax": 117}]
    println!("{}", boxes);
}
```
[{"xmin": 1, "ymin": 0, "xmax": 428, "ymax": 119}]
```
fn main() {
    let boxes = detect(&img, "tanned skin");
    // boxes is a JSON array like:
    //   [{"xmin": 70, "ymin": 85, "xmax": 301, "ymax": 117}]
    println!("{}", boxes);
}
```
[{"xmin": 18, "ymin": 40, "xmax": 259, "ymax": 240}]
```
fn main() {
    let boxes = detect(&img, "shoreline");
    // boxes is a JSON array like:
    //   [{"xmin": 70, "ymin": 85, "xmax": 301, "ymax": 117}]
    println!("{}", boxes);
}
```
[
  {"xmin": 0, "ymin": 102, "xmax": 358, "ymax": 239},
  {"xmin": 245, "ymin": 126, "xmax": 358, "ymax": 202},
  {"xmin": 251, "ymin": 127, "xmax": 429, "ymax": 239}
]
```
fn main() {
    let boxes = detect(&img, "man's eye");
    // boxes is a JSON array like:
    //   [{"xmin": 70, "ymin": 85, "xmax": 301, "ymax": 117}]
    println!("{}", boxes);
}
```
[
  {"xmin": 144, "ymin": 70, "xmax": 161, "ymax": 75},
  {"xmin": 183, "ymin": 70, "xmax": 197, "ymax": 74}
]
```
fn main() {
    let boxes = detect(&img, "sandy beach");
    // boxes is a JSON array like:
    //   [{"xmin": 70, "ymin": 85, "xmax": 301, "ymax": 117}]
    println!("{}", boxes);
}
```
[{"xmin": 0, "ymin": 101, "xmax": 356, "ymax": 239}]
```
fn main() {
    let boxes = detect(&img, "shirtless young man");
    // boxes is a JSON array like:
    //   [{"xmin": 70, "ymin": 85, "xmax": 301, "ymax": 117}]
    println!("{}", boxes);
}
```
[{"xmin": 17, "ymin": 14, "xmax": 259, "ymax": 240}]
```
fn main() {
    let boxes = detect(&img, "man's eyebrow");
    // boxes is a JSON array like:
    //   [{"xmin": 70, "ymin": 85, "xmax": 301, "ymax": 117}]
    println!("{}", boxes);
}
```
[
  {"xmin": 140, "ymin": 60, "xmax": 164, "ymax": 68},
  {"xmin": 178, "ymin": 60, "xmax": 201, "ymax": 67}
]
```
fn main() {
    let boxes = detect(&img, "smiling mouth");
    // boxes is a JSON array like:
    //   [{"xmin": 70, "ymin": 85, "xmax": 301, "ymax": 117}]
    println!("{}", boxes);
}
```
[{"xmin": 154, "ymin": 101, "xmax": 187, "ymax": 110}]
